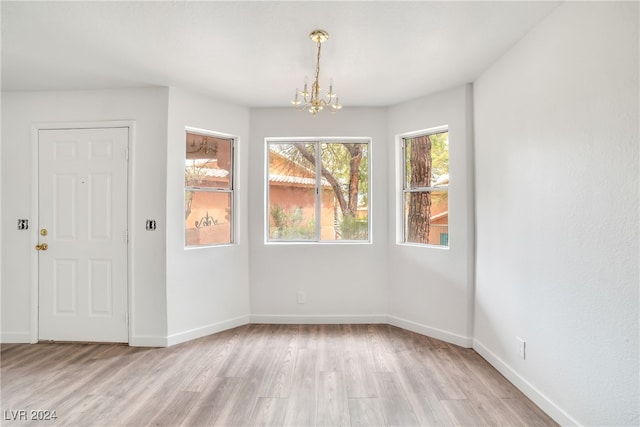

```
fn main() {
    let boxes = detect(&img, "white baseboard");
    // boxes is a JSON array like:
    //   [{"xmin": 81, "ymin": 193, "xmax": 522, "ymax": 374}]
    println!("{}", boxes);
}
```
[
  {"xmin": 166, "ymin": 315, "xmax": 250, "ymax": 347},
  {"xmin": 472, "ymin": 339, "xmax": 580, "ymax": 426},
  {"xmin": 387, "ymin": 315, "xmax": 473, "ymax": 348},
  {"xmin": 250, "ymin": 314, "xmax": 388, "ymax": 324},
  {"xmin": 0, "ymin": 332, "xmax": 31, "ymax": 343}
]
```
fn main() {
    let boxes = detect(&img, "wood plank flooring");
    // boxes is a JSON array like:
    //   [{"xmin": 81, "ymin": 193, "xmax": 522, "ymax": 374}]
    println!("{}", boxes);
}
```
[{"xmin": 0, "ymin": 324, "xmax": 558, "ymax": 426}]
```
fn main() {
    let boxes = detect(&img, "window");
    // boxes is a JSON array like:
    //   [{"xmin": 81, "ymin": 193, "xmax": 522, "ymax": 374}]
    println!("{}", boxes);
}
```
[
  {"xmin": 401, "ymin": 128, "xmax": 449, "ymax": 246},
  {"xmin": 185, "ymin": 129, "xmax": 234, "ymax": 247},
  {"xmin": 267, "ymin": 138, "xmax": 370, "ymax": 242}
]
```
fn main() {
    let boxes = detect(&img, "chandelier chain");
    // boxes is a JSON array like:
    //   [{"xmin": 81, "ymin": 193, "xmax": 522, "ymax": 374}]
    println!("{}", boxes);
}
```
[{"xmin": 314, "ymin": 40, "xmax": 322, "ymax": 98}]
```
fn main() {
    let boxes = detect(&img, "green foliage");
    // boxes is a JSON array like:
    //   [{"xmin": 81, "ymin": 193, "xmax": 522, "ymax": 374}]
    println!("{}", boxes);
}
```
[
  {"xmin": 269, "ymin": 142, "xmax": 370, "ymax": 240},
  {"xmin": 270, "ymin": 205, "xmax": 314, "ymax": 240},
  {"xmin": 340, "ymin": 215, "xmax": 369, "ymax": 240},
  {"xmin": 404, "ymin": 131, "xmax": 448, "ymax": 185},
  {"xmin": 430, "ymin": 132, "xmax": 449, "ymax": 205},
  {"xmin": 320, "ymin": 143, "xmax": 369, "ymax": 206},
  {"xmin": 430, "ymin": 132, "xmax": 449, "ymax": 181},
  {"xmin": 270, "ymin": 142, "xmax": 369, "ymax": 213}
]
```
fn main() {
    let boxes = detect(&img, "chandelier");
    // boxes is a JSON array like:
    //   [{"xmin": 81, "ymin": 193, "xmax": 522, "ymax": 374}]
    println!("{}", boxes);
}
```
[{"xmin": 291, "ymin": 29, "xmax": 342, "ymax": 116}]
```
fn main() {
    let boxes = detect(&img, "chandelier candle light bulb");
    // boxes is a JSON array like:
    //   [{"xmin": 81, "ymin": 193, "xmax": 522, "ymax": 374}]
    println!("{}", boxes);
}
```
[{"xmin": 291, "ymin": 29, "xmax": 342, "ymax": 116}]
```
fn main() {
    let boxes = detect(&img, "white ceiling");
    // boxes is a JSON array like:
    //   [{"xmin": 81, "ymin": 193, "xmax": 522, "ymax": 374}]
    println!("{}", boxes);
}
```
[{"xmin": 1, "ymin": 1, "xmax": 561, "ymax": 108}]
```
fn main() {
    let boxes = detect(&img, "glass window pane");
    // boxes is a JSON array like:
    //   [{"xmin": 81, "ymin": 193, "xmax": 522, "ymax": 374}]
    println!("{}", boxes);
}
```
[
  {"xmin": 185, "ymin": 190, "xmax": 231, "ymax": 246},
  {"xmin": 185, "ymin": 133, "xmax": 232, "ymax": 189},
  {"xmin": 404, "ymin": 190, "xmax": 448, "ymax": 246},
  {"xmin": 404, "ymin": 131, "xmax": 448, "ymax": 189},
  {"xmin": 320, "ymin": 143, "xmax": 369, "ymax": 241},
  {"xmin": 268, "ymin": 143, "xmax": 316, "ymax": 240},
  {"xmin": 268, "ymin": 190, "xmax": 316, "ymax": 240},
  {"xmin": 266, "ymin": 140, "xmax": 370, "ymax": 243}
]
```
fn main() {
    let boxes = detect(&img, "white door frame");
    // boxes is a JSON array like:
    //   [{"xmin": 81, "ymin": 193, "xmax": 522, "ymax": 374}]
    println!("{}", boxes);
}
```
[{"xmin": 30, "ymin": 120, "xmax": 135, "ymax": 344}]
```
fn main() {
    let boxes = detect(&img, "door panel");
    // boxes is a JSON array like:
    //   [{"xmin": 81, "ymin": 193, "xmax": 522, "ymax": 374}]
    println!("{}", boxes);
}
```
[{"xmin": 38, "ymin": 127, "xmax": 128, "ymax": 343}]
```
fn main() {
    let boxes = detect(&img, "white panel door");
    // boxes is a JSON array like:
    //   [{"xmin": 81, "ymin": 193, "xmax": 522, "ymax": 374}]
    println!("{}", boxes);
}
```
[{"xmin": 38, "ymin": 127, "xmax": 128, "ymax": 342}]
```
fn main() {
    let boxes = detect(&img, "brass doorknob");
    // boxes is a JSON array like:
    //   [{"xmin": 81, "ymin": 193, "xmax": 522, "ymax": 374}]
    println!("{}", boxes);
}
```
[{"xmin": 35, "ymin": 243, "xmax": 48, "ymax": 251}]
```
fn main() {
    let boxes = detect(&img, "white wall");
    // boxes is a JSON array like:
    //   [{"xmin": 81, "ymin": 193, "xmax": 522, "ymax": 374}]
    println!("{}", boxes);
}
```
[
  {"xmin": 165, "ymin": 88, "xmax": 251, "ymax": 344},
  {"xmin": 387, "ymin": 85, "xmax": 475, "ymax": 347},
  {"xmin": 248, "ymin": 108, "xmax": 388, "ymax": 322},
  {"xmin": 473, "ymin": 2, "xmax": 639, "ymax": 426},
  {"xmin": 1, "ymin": 88, "xmax": 169, "ymax": 345}
]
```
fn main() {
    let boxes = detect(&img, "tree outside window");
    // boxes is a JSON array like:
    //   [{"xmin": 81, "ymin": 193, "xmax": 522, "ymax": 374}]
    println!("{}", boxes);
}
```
[
  {"xmin": 402, "ymin": 129, "xmax": 449, "ymax": 246},
  {"xmin": 267, "ymin": 139, "xmax": 370, "ymax": 242}
]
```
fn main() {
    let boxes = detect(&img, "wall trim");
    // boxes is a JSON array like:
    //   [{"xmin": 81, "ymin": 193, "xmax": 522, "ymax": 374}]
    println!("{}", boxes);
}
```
[
  {"xmin": 388, "ymin": 315, "xmax": 473, "ymax": 348},
  {"xmin": 250, "ymin": 314, "xmax": 388, "ymax": 324},
  {"xmin": 472, "ymin": 338, "xmax": 580, "ymax": 426},
  {"xmin": 0, "ymin": 332, "xmax": 32, "ymax": 343},
  {"xmin": 166, "ymin": 315, "xmax": 250, "ymax": 347}
]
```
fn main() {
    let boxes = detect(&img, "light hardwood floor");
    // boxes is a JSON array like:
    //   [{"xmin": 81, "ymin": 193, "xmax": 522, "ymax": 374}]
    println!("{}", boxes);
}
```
[{"xmin": 1, "ymin": 324, "xmax": 558, "ymax": 426}]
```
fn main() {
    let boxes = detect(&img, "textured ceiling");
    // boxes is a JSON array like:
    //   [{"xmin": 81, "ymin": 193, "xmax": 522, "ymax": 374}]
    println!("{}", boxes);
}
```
[{"xmin": 1, "ymin": 1, "xmax": 561, "ymax": 108}]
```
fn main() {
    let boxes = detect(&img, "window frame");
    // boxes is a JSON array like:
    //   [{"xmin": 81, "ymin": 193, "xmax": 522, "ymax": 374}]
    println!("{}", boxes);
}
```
[
  {"xmin": 397, "ymin": 126, "xmax": 449, "ymax": 249},
  {"xmin": 184, "ymin": 127, "xmax": 236, "ymax": 248},
  {"xmin": 265, "ymin": 137, "xmax": 372, "ymax": 244}
]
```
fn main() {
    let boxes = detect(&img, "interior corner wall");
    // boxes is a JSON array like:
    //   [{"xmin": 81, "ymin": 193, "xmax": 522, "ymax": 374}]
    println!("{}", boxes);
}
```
[
  {"xmin": 165, "ymin": 88, "xmax": 251, "ymax": 345},
  {"xmin": 248, "ymin": 108, "xmax": 389, "ymax": 323},
  {"xmin": 473, "ymin": 2, "xmax": 639, "ymax": 426},
  {"xmin": 0, "ymin": 88, "xmax": 170, "ymax": 345},
  {"xmin": 386, "ymin": 85, "xmax": 475, "ymax": 347}
]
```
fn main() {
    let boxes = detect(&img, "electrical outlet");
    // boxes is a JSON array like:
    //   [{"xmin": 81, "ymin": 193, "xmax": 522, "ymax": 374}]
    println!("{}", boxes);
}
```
[
  {"xmin": 516, "ymin": 337, "xmax": 526, "ymax": 360},
  {"xmin": 297, "ymin": 291, "xmax": 306, "ymax": 304}
]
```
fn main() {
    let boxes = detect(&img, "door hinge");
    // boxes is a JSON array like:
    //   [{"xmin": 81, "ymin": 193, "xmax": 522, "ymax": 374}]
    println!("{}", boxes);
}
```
[{"xmin": 124, "ymin": 230, "xmax": 129, "ymax": 243}]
